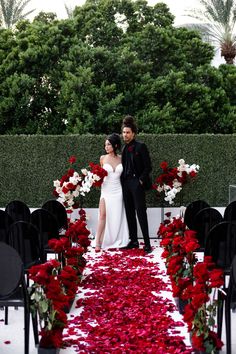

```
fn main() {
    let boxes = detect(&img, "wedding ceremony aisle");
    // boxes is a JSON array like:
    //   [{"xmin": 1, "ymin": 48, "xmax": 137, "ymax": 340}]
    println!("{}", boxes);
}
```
[
  {"xmin": 1, "ymin": 239, "xmax": 235, "ymax": 353},
  {"xmin": 61, "ymin": 240, "xmax": 192, "ymax": 354}
]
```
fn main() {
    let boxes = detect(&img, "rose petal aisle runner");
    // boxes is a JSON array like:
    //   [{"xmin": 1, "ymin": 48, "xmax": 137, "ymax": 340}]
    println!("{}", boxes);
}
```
[{"xmin": 62, "ymin": 241, "xmax": 192, "ymax": 353}]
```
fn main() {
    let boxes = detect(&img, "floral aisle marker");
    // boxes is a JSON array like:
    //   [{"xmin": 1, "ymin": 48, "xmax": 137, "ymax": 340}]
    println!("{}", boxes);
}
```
[
  {"xmin": 28, "ymin": 155, "xmax": 106, "ymax": 352},
  {"xmin": 29, "ymin": 215, "xmax": 90, "ymax": 351},
  {"xmin": 153, "ymin": 159, "xmax": 199, "ymax": 205},
  {"xmin": 158, "ymin": 213, "xmax": 199, "ymax": 300},
  {"xmin": 53, "ymin": 156, "xmax": 107, "ymax": 213},
  {"xmin": 63, "ymin": 247, "xmax": 192, "ymax": 354},
  {"xmin": 158, "ymin": 213, "xmax": 224, "ymax": 354},
  {"xmin": 182, "ymin": 258, "xmax": 224, "ymax": 353}
]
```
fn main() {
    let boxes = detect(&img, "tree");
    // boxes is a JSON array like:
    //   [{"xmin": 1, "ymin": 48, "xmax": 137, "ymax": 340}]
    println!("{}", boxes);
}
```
[
  {"xmin": 186, "ymin": 0, "xmax": 236, "ymax": 64},
  {"xmin": 0, "ymin": 0, "xmax": 236, "ymax": 134},
  {"xmin": 64, "ymin": 3, "xmax": 74, "ymax": 19},
  {"xmin": 0, "ymin": 0, "xmax": 35, "ymax": 28}
]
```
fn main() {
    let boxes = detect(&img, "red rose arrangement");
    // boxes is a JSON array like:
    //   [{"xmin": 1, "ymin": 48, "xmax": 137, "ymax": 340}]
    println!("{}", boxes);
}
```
[
  {"xmin": 158, "ymin": 213, "xmax": 199, "ymax": 298},
  {"xmin": 153, "ymin": 159, "xmax": 199, "ymax": 204},
  {"xmin": 29, "ymin": 259, "xmax": 69, "ymax": 348},
  {"xmin": 158, "ymin": 213, "xmax": 224, "ymax": 354},
  {"xmin": 182, "ymin": 256, "xmax": 224, "ymax": 353},
  {"xmin": 29, "ymin": 209, "xmax": 91, "ymax": 349},
  {"xmin": 53, "ymin": 156, "xmax": 107, "ymax": 212}
]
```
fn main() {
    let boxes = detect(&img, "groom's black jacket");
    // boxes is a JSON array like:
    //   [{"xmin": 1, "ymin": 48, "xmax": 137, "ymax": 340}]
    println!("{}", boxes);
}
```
[{"xmin": 121, "ymin": 140, "xmax": 152, "ymax": 190}]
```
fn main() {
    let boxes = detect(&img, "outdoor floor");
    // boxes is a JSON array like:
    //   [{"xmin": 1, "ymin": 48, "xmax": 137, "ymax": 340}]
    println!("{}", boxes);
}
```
[{"xmin": 0, "ymin": 239, "xmax": 235, "ymax": 354}]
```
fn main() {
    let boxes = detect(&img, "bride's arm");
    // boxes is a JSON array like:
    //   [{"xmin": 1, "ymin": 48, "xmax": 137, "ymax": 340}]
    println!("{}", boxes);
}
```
[{"xmin": 100, "ymin": 155, "xmax": 105, "ymax": 166}]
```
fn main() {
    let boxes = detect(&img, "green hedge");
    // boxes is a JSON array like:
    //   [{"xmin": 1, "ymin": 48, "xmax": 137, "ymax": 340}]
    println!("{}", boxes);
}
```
[{"xmin": 0, "ymin": 134, "xmax": 235, "ymax": 208}]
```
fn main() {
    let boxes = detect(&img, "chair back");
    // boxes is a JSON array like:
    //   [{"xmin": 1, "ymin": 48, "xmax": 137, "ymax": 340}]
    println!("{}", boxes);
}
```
[
  {"xmin": 8, "ymin": 221, "xmax": 42, "ymax": 269},
  {"xmin": 42, "ymin": 199, "xmax": 68, "ymax": 232},
  {"xmin": 0, "ymin": 210, "xmax": 13, "ymax": 243},
  {"xmin": 194, "ymin": 207, "xmax": 223, "ymax": 250},
  {"xmin": 5, "ymin": 200, "xmax": 31, "ymax": 223},
  {"xmin": 0, "ymin": 242, "xmax": 37, "ymax": 353},
  {"xmin": 0, "ymin": 242, "xmax": 23, "ymax": 298},
  {"xmin": 205, "ymin": 221, "xmax": 236, "ymax": 272},
  {"xmin": 224, "ymin": 200, "xmax": 236, "ymax": 223},
  {"xmin": 31, "ymin": 208, "xmax": 59, "ymax": 249},
  {"xmin": 184, "ymin": 200, "xmax": 210, "ymax": 230}
]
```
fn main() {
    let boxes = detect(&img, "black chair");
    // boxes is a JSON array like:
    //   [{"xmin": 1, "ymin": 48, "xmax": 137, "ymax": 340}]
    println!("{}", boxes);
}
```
[
  {"xmin": 224, "ymin": 200, "xmax": 236, "ymax": 223},
  {"xmin": 31, "ymin": 208, "xmax": 60, "ymax": 262},
  {"xmin": 205, "ymin": 221, "xmax": 236, "ymax": 341},
  {"xmin": 225, "ymin": 255, "xmax": 236, "ymax": 354},
  {"xmin": 0, "ymin": 209, "xmax": 13, "ymax": 243},
  {"xmin": 0, "ymin": 242, "xmax": 39, "ymax": 353},
  {"xmin": 184, "ymin": 200, "xmax": 210, "ymax": 230},
  {"xmin": 193, "ymin": 207, "xmax": 223, "ymax": 250},
  {"xmin": 8, "ymin": 221, "xmax": 43, "ymax": 277},
  {"xmin": 42, "ymin": 199, "xmax": 68, "ymax": 233},
  {"xmin": 5, "ymin": 200, "xmax": 31, "ymax": 223}
]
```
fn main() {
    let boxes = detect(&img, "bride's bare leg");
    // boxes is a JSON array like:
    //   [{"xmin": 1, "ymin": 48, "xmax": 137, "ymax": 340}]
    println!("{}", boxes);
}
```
[{"xmin": 95, "ymin": 198, "xmax": 106, "ymax": 251}]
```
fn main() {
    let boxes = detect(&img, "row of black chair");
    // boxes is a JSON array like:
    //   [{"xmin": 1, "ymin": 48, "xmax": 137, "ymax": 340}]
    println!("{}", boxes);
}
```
[
  {"xmin": 184, "ymin": 200, "xmax": 236, "ymax": 250},
  {"xmin": 2, "ymin": 199, "xmax": 68, "ymax": 231},
  {"xmin": 184, "ymin": 200, "xmax": 236, "ymax": 236},
  {"xmin": 184, "ymin": 200, "xmax": 236, "ymax": 354},
  {"xmin": 0, "ymin": 210, "xmax": 63, "ymax": 264},
  {"xmin": 0, "ymin": 200, "xmax": 69, "ymax": 354}
]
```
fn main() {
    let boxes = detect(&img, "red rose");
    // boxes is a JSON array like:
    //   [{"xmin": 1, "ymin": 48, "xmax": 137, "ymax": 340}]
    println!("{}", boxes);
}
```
[
  {"xmin": 128, "ymin": 145, "xmax": 134, "ymax": 152},
  {"xmin": 160, "ymin": 161, "xmax": 168, "ymax": 170},
  {"xmin": 68, "ymin": 155, "xmax": 76, "ymax": 164},
  {"xmin": 191, "ymin": 332, "xmax": 205, "ymax": 351}
]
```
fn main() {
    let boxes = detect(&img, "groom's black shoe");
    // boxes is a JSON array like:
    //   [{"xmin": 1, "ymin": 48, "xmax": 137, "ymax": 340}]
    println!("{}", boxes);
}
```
[
  {"xmin": 144, "ymin": 245, "xmax": 152, "ymax": 254},
  {"xmin": 126, "ymin": 240, "xmax": 139, "ymax": 249}
]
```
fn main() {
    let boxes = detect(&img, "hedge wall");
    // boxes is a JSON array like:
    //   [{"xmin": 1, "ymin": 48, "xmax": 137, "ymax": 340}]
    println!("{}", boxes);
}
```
[{"xmin": 0, "ymin": 134, "xmax": 235, "ymax": 208}]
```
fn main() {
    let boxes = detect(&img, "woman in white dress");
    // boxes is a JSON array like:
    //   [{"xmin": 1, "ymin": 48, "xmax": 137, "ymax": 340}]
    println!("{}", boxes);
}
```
[{"xmin": 95, "ymin": 133, "xmax": 129, "ymax": 252}]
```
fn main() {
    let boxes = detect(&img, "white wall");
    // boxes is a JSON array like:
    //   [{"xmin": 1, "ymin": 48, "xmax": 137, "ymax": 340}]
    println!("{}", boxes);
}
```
[{"xmin": 70, "ymin": 206, "xmax": 225, "ymax": 239}]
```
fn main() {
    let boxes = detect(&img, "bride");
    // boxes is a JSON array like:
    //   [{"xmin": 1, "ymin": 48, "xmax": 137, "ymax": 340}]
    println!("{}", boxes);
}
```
[{"xmin": 94, "ymin": 133, "xmax": 129, "ymax": 251}]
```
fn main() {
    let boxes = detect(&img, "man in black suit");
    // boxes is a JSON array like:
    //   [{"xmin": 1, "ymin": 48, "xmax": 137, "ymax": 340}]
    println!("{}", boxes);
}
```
[{"xmin": 121, "ymin": 115, "xmax": 152, "ymax": 253}]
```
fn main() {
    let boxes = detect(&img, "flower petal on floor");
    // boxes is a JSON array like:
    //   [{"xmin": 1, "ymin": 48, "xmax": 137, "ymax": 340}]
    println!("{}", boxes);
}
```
[{"xmin": 63, "ymin": 247, "xmax": 192, "ymax": 353}]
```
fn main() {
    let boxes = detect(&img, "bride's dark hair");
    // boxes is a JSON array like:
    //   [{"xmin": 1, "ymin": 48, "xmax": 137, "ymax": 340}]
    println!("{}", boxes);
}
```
[{"xmin": 107, "ymin": 133, "xmax": 121, "ymax": 155}]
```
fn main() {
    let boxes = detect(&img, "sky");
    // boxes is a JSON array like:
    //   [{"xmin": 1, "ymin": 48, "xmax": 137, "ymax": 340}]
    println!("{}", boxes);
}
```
[{"xmin": 29, "ymin": 0, "xmax": 201, "ymax": 25}]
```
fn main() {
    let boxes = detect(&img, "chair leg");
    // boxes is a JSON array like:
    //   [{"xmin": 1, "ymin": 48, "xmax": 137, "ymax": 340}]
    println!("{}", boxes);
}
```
[
  {"xmin": 24, "ymin": 306, "xmax": 30, "ymax": 354},
  {"xmin": 31, "ymin": 312, "xmax": 39, "ymax": 345},
  {"xmin": 225, "ymin": 285, "xmax": 232, "ymax": 354},
  {"xmin": 5, "ymin": 306, "xmax": 8, "ymax": 325},
  {"xmin": 217, "ymin": 290, "xmax": 224, "ymax": 338}
]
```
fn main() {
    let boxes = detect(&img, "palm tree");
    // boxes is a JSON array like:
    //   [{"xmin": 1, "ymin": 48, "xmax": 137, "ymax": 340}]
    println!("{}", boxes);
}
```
[
  {"xmin": 0, "ymin": 0, "xmax": 35, "ymax": 28},
  {"xmin": 185, "ymin": 0, "xmax": 236, "ymax": 64},
  {"xmin": 64, "ymin": 3, "xmax": 74, "ymax": 19}
]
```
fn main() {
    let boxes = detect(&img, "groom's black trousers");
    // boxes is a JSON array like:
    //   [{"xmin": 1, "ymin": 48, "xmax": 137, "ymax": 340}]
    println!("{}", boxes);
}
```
[{"xmin": 122, "ymin": 177, "xmax": 150, "ymax": 247}]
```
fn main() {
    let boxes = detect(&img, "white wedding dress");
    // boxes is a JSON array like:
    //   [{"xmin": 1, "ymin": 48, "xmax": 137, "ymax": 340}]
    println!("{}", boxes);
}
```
[{"xmin": 97, "ymin": 163, "xmax": 129, "ymax": 249}]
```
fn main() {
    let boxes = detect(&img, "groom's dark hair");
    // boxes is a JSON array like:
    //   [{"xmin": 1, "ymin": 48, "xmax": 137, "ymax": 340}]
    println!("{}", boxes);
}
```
[{"xmin": 122, "ymin": 115, "xmax": 138, "ymax": 134}]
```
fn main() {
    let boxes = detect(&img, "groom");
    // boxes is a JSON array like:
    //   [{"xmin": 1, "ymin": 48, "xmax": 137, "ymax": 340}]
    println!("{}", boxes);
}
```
[{"xmin": 121, "ymin": 115, "xmax": 152, "ymax": 254}]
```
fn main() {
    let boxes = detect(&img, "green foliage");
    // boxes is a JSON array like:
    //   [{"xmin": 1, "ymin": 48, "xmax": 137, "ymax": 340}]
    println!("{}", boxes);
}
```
[
  {"xmin": 0, "ymin": 0, "xmax": 235, "ymax": 135},
  {"xmin": 0, "ymin": 134, "xmax": 235, "ymax": 208}
]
